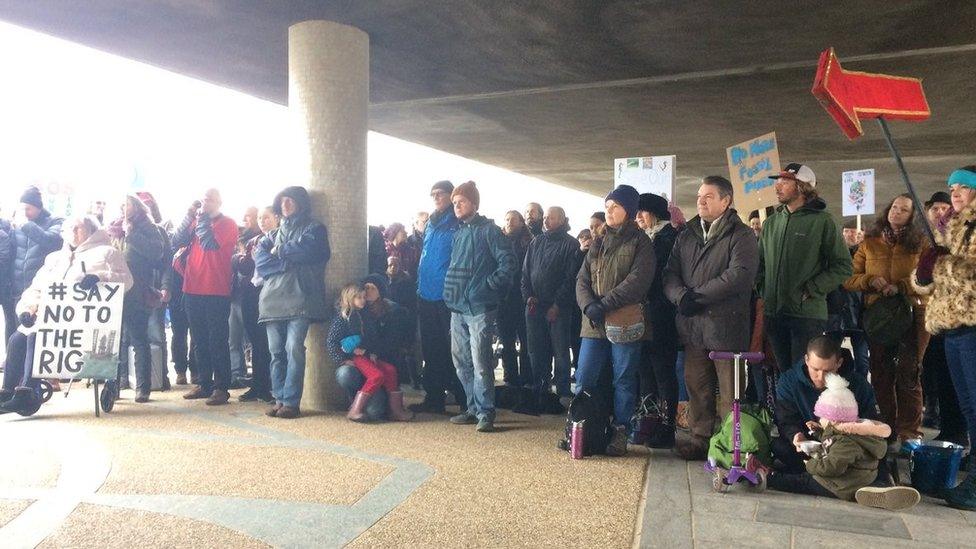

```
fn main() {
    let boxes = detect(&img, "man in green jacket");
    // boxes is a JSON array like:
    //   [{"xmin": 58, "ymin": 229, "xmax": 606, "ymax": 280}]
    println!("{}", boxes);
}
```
[{"xmin": 758, "ymin": 163, "xmax": 853, "ymax": 371}]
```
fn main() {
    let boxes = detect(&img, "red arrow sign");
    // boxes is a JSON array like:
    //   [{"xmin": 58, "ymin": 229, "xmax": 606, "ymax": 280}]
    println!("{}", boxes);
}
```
[{"xmin": 811, "ymin": 48, "xmax": 930, "ymax": 139}]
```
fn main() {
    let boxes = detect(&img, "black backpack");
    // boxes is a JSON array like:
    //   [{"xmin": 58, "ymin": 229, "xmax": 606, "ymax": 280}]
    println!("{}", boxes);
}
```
[{"xmin": 558, "ymin": 390, "xmax": 612, "ymax": 456}]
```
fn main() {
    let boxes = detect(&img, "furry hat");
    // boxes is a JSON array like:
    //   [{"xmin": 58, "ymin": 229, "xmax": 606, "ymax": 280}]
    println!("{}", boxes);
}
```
[
  {"xmin": 814, "ymin": 373, "xmax": 859, "ymax": 423},
  {"xmin": 638, "ymin": 193, "xmax": 670, "ymax": 220}
]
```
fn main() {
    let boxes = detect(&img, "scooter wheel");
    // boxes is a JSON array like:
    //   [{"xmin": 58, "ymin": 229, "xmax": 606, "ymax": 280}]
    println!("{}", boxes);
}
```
[
  {"xmin": 38, "ymin": 380, "xmax": 54, "ymax": 403},
  {"xmin": 752, "ymin": 469, "xmax": 768, "ymax": 492},
  {"xmin": 712, "ymin": 468, "xmax": 730, "ymax": 493}
]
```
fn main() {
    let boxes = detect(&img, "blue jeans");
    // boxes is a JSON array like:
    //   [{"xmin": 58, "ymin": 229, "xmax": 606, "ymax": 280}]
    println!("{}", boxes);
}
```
[
  {"xmin": 451, "ymin": 310, "xmax": 497, "ymax": 422},
  {"xmin": 944, "ymin": 327, "xmax": 976, "ymax": 447},
  {"xmin": 575, "ymin": 337, "xmax": 640, "ymax": 430},
  {"xmin": 266, "ymin": 318, "xmax": 310, "ymax": 408},
  {"xmin": 525, "ymin": 306, "xmax": 573, "ymax": 397},
  {"xmin": 676, "ymin": 350, "xmax": 688, "ymax": 401},
  {"xmin": 229, "ymin": 299, "xmax": 248, "ymax": 380},
  {"xmin": 335, "ymin": 363, "xmax": 388, "ymax": 420}
]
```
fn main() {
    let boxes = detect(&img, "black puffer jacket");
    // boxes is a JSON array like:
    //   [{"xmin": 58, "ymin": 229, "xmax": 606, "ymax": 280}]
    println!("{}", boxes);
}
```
[
  {"xmin": 521, "ymin": 224, "xmax": 579, "ymax": 309},
  {"xmin": 0, "ymin": 220, "xmax": 12, "ymax": 303},
  {"xmin": 645, "ymin": 223, "xmax": 680, "ymax": 345},
  {"xmin": 12, "ymin": 210, "xmax": 64, "ymax": 301}
]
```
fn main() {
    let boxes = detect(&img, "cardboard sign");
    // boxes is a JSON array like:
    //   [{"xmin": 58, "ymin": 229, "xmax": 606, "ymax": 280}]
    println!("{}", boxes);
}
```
[
  {"xmin": 614, "ymin": 155, "xmax": 675, "ymax": 200},
  {"xmin": 32, "ymin": 282, "xmax": 125, "ymax": 380},
  {"xmin": 726, "ymin": 132, "xmax": 781, "ymax": 214},
  {"xmin": 842, "ymin": 169, "xmax": 876, "ymax": 216}
]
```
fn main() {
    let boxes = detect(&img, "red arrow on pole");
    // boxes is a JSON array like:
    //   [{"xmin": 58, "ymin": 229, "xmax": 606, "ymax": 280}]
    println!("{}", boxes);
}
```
[{"xmin": 811, "ymin": 48, "xmax": 931, "ymax": 139}]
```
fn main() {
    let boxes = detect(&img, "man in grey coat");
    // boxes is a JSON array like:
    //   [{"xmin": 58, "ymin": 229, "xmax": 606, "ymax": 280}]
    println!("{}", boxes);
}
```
[{"xmin": 663, "ymin": 176, "xmax": 760, "ymax": 460}]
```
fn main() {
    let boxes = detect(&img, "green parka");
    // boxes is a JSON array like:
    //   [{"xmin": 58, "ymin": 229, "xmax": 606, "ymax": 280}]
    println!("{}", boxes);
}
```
[
  {"xmin": 757, "ymin": 198, "xmax": 852, "ymax": 320},
  {"xmin": 805, "ymin": 424, "xmax": 887, "ymax": 501}
]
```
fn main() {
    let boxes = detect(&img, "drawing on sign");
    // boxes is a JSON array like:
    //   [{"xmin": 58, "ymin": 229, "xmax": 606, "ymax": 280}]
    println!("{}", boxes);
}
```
[
  {"xmin": 842, "ymin": 169, "xmax": 876, "ymax": 217},
  {"xmin": 614, "ymin": 155, "xmax": 675, "ymax": 200},
  {"xmin": 32, "ymin": 282, "xmax": 124, "ymax": 380}
]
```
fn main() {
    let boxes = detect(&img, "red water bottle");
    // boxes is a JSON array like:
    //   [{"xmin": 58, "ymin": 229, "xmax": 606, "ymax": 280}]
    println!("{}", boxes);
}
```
[{"xmin": 570, "ymin": 420, "xmax": 585, "ymax": 459}]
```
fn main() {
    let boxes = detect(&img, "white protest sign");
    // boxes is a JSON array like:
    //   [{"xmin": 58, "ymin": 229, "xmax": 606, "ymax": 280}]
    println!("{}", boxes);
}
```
[
  {"xmin": 32, "ymin": 281, "xmax": 125, "ymax": 380},
  {"xmin": 727, "ymin": 132, "xmax": 781, "ymax": 215},
  {"xmin": 842, "ymin": 169, "xmax": 876, "ymax": 217},
  {"xmin": 614, "ymin": 155, "xmax": 675, "ymax": 200}
]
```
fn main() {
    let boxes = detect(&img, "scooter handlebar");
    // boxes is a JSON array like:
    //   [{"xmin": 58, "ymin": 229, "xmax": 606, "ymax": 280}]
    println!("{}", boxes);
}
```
[{"xmin": 708, "ymin": 351, "xmax": 765, "ymax": 362}]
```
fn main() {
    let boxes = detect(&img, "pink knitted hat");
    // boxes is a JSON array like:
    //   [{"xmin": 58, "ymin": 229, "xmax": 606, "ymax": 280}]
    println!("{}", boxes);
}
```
[{"xmin": 813, "ymin": 373, "xmax": 859, "ymax": 423}]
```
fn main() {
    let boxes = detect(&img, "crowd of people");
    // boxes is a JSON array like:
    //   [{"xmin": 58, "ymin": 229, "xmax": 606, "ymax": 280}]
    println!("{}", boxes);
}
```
[{"xmin": 1, "ymin": 162, "xmax": 975, "ymax": 513}]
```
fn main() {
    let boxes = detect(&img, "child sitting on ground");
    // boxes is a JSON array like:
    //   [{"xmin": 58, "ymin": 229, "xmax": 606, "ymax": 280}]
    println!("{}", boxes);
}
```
[
  {"xmin": 327, "ymin": 284, "xmax": 412, "ymax": 422},
  {"xmin": 765, "ymin": 373, "xmax": 920, "ymax": 511}
]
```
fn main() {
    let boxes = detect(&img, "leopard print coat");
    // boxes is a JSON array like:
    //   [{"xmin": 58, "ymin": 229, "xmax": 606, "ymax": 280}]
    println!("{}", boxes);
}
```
[{"xmin": 912, "ymin": 202, "xmax": 976, "ymax": 334}]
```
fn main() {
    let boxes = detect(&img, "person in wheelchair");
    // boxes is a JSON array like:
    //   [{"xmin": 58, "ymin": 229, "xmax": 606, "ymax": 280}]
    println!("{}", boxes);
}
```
[{"xmin": 0, "ymin": 216, "xmax": 132, "ymax": 415}]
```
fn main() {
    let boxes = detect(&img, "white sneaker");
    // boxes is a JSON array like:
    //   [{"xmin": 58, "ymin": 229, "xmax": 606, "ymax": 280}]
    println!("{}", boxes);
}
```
[{"xmin": 855, "ymin": 486, "xmax": 921, "ymax": 511}]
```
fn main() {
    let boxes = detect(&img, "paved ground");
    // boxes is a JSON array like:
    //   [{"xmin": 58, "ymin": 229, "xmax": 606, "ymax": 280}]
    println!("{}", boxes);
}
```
[{"xmin": 1, "ymin": 381, "xmax": 973, "ymax": 548}]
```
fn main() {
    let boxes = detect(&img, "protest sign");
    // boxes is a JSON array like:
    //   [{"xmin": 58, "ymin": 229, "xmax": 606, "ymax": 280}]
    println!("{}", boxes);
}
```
[
  {"xmin": 842, "ymin": 169, "xmax": 876, "ymax": 217},
  {"xmin": 32, "ymin": 281, "xmax": 124, "ymax": 380},
  {"xmin": 726, "ymin": 132, "xmax": 781, "ymax": 215},
  {"xmin": 614, "ymin": 155, "xmax": 675, "ymax": 200}
]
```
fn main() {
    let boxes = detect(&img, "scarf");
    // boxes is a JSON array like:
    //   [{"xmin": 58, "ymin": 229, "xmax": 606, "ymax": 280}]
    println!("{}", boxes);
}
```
[
  {"xmin": 881, "ymin": 225, "xmax": 908, "ymax": 246},
  {"xmin": 644, "ymin": 220, "xmax": 670, "ymax": 241}
]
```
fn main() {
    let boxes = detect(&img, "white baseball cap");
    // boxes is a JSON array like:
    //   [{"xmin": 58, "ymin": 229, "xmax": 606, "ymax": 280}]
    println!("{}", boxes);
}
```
[{"xmin": 769, "ymin": 163, "xmax": 817, "ymax": 187}]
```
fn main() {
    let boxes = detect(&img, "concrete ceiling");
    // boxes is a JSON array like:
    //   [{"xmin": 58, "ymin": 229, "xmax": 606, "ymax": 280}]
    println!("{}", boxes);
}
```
[{"xmin": 2, "ymin": 1, "xmax": 975, "ymax": 217}]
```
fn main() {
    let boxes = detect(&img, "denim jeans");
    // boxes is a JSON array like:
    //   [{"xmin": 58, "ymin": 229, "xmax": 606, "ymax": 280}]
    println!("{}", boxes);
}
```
[
  {"xmin": 525, "ymin": 305, "xmax": 573, "ymax": 397},
  {"xmin": 575, "ymin": 337, "xmax": 640, "ymax": 430},
  {"xmin": 228, "ymin": 299, "xmax": 247, "ymax": 380},
  {"xmin": 765, "ymin": 315, "xmax": 827, "ymax": 372},
  {"xmin": 184, "ymin": 294, "xmax": 232, "ymax": 393},
  {"xmin": 335, "ymin": 363, "xmax": 388, "ymax": 420},
  {"xmin": 168, "ymin": 288, "xmax": 193, "ymax": 376},
  {"xmin": 451, "ymin": 310, "xmax": 497, "ymax": 422},
  {"xmin": 676, "ymin": 350, "xmax": 688, "ymax": 401},
  {"xmin": 944, "ymin": 327, "xmax": 976, "ymax": 448},
  {"xmin": 120, "ymin": 303, "xmax": 151, "ymax": 394},
  {"xmin": 266, "ymin": 318, "xmax": 310, "ymax": 409}
]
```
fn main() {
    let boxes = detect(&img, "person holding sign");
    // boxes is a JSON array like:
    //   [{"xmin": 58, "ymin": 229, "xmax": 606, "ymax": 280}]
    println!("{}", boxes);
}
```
[
  {"xmin": 0, "ymin": 216, "xmax": 131, "ymax": 414},
  {"xmin": 758, "ymin": 164, "xmax": 852, "ymax": 371},
  {"xmin": 172, "ymin": 189, "xmax": 239, "ymax": 406}
]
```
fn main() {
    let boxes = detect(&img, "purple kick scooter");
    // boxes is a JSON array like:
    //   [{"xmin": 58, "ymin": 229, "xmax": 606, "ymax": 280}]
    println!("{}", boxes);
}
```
[{"xmin": 703, "ymin": 351, "xmax": 766, "ymax": 492}]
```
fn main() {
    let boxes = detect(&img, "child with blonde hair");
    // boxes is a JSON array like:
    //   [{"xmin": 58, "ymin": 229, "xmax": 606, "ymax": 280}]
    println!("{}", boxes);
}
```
[{"xmin": 327, "ymin": 284, "xmax": 412, "ymax": 422}]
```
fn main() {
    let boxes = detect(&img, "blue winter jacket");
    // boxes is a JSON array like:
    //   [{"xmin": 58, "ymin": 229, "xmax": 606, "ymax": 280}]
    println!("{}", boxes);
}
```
[
  {"xmin": 417, "ymin": 208, "xmax": 459, "ymax": 302},
  {"xmin": 443, "ymin": 214, "xmax": 516, "ymax": 316},
  {"xmin": 12, "ymin": 210, "xmax": 64, "ymax": 301},
  {"xmin": 775, "ymin": 356, "xmax": 880, "ymax": 444}
]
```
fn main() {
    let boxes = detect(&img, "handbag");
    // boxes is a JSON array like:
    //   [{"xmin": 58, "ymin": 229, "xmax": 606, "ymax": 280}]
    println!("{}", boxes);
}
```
[
  {"xmin": 863, "ymin": 294, "xmax": 913, "ymax": 349},
  {"xmin": 605, "ymin": 303, "xmax": 644, "ymax": 344}
]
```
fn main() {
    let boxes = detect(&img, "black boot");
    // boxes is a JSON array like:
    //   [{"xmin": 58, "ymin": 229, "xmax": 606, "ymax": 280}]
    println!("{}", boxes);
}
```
[
  {"xmin": 0, "ymin": 389, "xmax": 13, "ymax": 404},
  {"xmin": 944, "ymin": 455, "xmax": 976, "ymax": 511},
  {"xmin": 0, "ymin": 387, "xmax": 35, "ymax": 414}
]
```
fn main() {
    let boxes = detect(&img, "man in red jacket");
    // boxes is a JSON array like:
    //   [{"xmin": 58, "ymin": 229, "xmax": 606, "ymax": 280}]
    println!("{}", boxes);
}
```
[{"xmin": 172, "ymin": 188, "xmax": 239, "ymax": 405}]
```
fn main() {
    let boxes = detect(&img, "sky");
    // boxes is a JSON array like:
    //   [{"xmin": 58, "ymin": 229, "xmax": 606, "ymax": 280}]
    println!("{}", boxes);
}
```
[{"xmin": 0, "ymin": 20, "xmax": 602, "ymax": 232}]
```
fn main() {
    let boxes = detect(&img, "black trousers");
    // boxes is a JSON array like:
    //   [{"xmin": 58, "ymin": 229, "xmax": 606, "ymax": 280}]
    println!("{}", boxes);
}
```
[
  {"xmin": 1, "ymin": 331, "xmax": 30, "ymax": 392},
  {"xmin": 241, "ymin": 288, "xmax": 270, "ymax": 393},
  {"xmin": 120, "ymin": 302, "xmax": 152, "ymax": 393},
  {"xmin": 638, "ymin": 338, "xmax": 679, "ymax": 424},
  {"xmin": 765, "ymin": 315, "xmax": 827, "ymax": 371},
  {"xmin": 418, "ymin": 298, "xmax": 464, "ymax": 405},
  {"xmin": 184, "ymin": 294, "xmax": 231, "ymax": 393},
  {"xmin": 498, "ymin": 299, "xmax": 530, "ymax": 385},
  {"xmin": 168, "ymin": 289, "xmax": 194, "ymax": 376},
  {"xmin": 768, "ymin": 471, "xmax": 836, "ymax": 498},
  {"xmin": 2, "ymin": 300, "xmax": 16, "ymax": 343}
]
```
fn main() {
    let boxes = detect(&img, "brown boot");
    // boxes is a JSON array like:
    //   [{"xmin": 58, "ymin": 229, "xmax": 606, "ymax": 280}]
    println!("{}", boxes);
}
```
[
  {"xmin": 387, "ymin": 391, "xmax": 414, "ymax": 422},
  {"xmin": 183, "ymin": 385, "xmax": 210, "ymax": 399},
  {"xmin": 205, "ymin": 389, "xmax": 230, "ymax": 406},
  {"xmin": 266, "ymin": 403, "xmax": 282, "ymax": 417},
  {"xmin": 276, "ymin": 406, "xmax": 301, "ymax": 419},
  {"xmin": 347, "ymin": 391, "xmax": 371, "ymax": 422},
  {"xmin": 175, "ymin": 373, "xmax": 187, "ymax": 385}
]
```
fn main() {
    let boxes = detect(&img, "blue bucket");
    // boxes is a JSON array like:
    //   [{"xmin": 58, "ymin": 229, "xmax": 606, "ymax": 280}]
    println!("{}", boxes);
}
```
[{"xmin": 906, "ymin": 440, "xmax": 965, "ymax": 496}]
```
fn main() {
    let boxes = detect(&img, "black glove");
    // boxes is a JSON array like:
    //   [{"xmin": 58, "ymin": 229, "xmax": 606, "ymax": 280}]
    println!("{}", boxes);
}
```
[
  {"xmin": 79, "ymin": 274, "xmax": 100, "ymax": 290},
  {"xmin": 915, "ymin": 245, "xmax": 949, "ymax": 286},
  {"xmin": 18, "ymin": 311, "xmax": 36, "ymax": 328},
  {"xmin": 584, "ymin": 302, "xmax": 606, "ymax": 324},
  {"xmin": 678, "ymin": 291, "xmax": 706, "ymax": 316}
]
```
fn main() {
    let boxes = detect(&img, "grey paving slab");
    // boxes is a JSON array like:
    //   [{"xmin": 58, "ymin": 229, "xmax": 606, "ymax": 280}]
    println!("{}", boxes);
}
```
[
  {"xmin": 902, "ymin": 514, "xmax": 976, "ymax": 547},
  {"xmin": 901, "ymin": 496, "xmax": 970, "ymax": 523},
  {"xmin": 690, "ymin": 493, "xmax": 758, "ymax": 520},
  {"xmin": 692, "ymin": 510, "xmax": 793, "ymax": 548},
  {"xmin": 792, "ymin": 526, "xmax": 942, "ymax": 549},
  {"xmin": 757, "ymin": 500, "xmax": 912, "ymax": 540},
  {"xmin": 638, "ymin": 451, "xmax": 693, "ymax": 549}
]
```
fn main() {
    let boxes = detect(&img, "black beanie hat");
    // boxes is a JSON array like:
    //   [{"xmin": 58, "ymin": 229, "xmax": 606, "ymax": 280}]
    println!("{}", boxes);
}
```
[
  {"xmin": 20, "ymin": 186, "xmax": 43, "ymax": 210},
  {"xmin": 361, "ymin": 273, "xmax": 389, "ymax": 299},
  {"xmin": 637, "ymin": 193, "xmax": 670, "ymax": 221}
]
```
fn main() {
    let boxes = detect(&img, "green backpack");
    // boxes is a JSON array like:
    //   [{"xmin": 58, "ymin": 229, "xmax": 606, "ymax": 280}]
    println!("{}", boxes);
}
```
[{"xmin": 707, "ymin": 404, "xmax": 773, "ymax": 469}]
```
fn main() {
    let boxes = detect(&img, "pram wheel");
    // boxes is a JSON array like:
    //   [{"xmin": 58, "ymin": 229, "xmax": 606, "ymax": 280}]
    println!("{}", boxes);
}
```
[
  {"xmin": 100, "ymin": 380, "xmax": 117, "ymax": 413},
  {"xmin": 711, "ymin": 468, "xmax": 730, "ymax": 493},
  {"xmin": 38, "ymin": 380, "xmax": 54, "ymax": 403}
]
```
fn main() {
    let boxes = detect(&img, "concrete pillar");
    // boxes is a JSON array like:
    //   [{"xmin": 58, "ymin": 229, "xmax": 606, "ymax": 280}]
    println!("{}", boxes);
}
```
[{"xmin": 288, "ymin": 20, "xmax": 369, "ymax": 411}]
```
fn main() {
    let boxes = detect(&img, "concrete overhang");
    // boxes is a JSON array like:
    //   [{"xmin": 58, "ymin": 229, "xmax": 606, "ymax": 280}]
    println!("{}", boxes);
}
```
[{"xmin": 1, "ymin": 1, "xmax": 974, "ymax": 215}]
